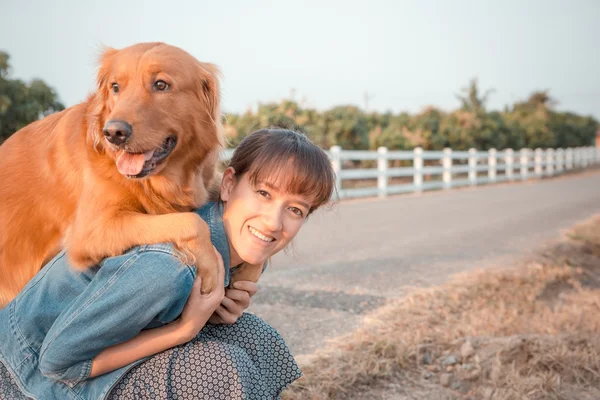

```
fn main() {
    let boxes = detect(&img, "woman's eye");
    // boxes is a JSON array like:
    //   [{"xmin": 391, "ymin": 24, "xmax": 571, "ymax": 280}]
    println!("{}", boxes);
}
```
[
  {"xmin": 153, "ymin": 80, "xmax": 170, "ymax": 91},
  {"xmin": 289, "ymin": 207, "xmax": 304, "ymax": 217},
  {"xmin": 257, "ymin": 190, "xmax": 269, "ymax": 198},
  {"xmin": 111, "ymin": 83, "xmax": 119, "ymax": 93}
]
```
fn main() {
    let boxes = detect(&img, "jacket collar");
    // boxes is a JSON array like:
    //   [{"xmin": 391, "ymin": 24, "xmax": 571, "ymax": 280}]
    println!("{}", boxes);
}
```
[{"xmin": 194, "ymin": 202, "xmax": 233, "ymax": 286}]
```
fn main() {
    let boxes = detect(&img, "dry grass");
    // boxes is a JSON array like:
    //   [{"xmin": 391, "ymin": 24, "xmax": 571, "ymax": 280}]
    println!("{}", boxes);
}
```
[{"xmin": 283, "ymin": 215, "xmax": 600, "ymax": 400}]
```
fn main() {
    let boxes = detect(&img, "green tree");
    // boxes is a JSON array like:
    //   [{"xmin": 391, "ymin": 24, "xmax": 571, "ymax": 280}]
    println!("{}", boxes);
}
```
[
  {"xmin": 550, "ymin": 112, "xmax": 597, "ymax": 148},
  {"xmin": 412, "ymin": 106, "xmax": 444, "ymax": 149},
  {"xmin": 456, "ymin": 78, "xmax": 494, "ymax": 114},
  {"xmin": 0, "ymin": 51, "xmax": 65, "ymax": 143},
  {"xmin": 222, "ymin": 85, "xmax": 598, "ymax": 151},
  {"xmin": 322, "ymin": 105, "xmax": 369, "ymax": 150},
  {"xmin": 506, "ymin": 90, "xmax": 556, "ymax": 149},
  {"xmin": 371, "ymin": 112, "xmax": 413, "ymax": 150}
]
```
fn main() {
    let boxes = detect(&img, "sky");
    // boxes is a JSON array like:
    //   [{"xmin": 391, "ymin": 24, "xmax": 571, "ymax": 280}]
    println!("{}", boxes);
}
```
[{"xmin": 2, "ymin": 0, "xmax": 599, "ymax": 118}]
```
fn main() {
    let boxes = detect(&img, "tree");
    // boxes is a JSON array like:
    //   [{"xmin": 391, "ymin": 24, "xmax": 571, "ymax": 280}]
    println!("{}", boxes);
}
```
[
  {"xmin": 322, "ymin": 106, "xmax": 369, "ymax": 150},
  {"xmin": 0, "ymin": 51, "xmax": 65, "ymax": 143},
  {"xmin": 222, "ymin": 86, "xmax": 598, "ymax": 151},
  {"xmin": 412, "ymin": 106, "xmax": 444, "ymax": 150},
  {"xmin": 456, "ymin": 78, "xmax": 494, "ymax": 115},
  {"xmin": 506, "ymin": 90, "xmax": 556, "ymax": 149},
  {"xmin": 550, "ymin": 112, "xmax": 597, "ymax": 148}
]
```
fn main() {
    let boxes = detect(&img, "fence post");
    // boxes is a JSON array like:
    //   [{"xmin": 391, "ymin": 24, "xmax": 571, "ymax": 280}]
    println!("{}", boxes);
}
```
[
  {"xmin": 566, "ymin": 148, "xmax": 573, "ymax": 170},
  {"xmin": 413, "ymin": 147, "xmax": 423, "ymax": 192},
  {"xmin": 588, "ymin": 146, "xmax": 592, "ymax": 166},
  {"xmin": 546, "ymin": 148, "xmax": 555, "ymax": 176},
  {"xmin": 377, "ymin": 146, "xmax": 388, "ymax": 198},
  {"xmin": 442, "ymin": 148, "xmax": 452, "ymax": 189},
  {"xmin": 519, "ymin": 149, "xmax": 528, "ymax": 180},
  {"xmin": 330, "ymin": 145, "xmax": 342, "ymax": 200},
  {"xmin": 534, "ymin": 148, "xmax": 543, "ymax": 177},
  {"xmin": 488, "ymin": 148, "xmax": 497, "ymax": 183},
  {"xmin": 468, "ymin": 148, "xmax": 477, "ymax": 186},
  {"xmin": 555, "ymin": 148, "xmax": 564, "ymax": 174},
  {"xmin": 505, "ymin": 148, "xmax": 514, "ymax": 181}
]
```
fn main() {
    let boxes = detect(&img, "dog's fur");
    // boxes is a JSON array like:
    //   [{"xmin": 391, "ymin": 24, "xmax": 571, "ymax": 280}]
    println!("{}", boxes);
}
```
[{"xmin": 0, "ymin": 42, "xmax": 223, "ymax": 307}]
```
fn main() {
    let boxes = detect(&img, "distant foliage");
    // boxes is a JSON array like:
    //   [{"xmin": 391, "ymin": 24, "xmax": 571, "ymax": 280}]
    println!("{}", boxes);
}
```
[
  {"xmin": 224, "ymin": 79, "xmax": 598, "ymax": 151},
  {"xmin": 0, "ymin": 51, "xmax": 65, "ymax": 143}
]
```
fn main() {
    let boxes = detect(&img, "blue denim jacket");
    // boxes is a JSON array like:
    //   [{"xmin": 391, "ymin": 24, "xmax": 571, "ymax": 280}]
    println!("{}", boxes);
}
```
[{"xmin": 0, "ymin": 202, "xmax": 234, "ymax": 399}]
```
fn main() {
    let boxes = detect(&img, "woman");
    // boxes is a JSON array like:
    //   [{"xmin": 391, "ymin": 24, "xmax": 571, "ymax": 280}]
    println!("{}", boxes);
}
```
[{"xmin": 0, "ymin": 129, "xmax": 335, "ymax": 399}]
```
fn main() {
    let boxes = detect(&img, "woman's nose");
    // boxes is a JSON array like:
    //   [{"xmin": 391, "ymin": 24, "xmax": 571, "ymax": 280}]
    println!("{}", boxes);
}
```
[{"xmin": 263, "ymin": 207, "xmax": 283, "ymax": 232}]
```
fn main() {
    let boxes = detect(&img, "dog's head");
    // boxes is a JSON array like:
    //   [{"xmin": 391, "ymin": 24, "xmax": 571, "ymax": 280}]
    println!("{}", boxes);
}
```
[{"xmin": 88, "ymin": 42, "xmax": 222, "ymax": 181}]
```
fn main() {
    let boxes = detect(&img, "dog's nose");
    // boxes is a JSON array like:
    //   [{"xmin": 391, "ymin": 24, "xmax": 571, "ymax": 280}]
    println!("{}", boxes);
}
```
[{"xmin": 103, "ymin": 120, "xmax": 132, "ymax": 146}]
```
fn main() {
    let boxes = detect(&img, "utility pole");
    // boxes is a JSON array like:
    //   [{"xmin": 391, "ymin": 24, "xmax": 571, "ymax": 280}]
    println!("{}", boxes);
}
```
[{"xmin": 364, "ymin": 92, "xmax": 375, "ymax": 112}]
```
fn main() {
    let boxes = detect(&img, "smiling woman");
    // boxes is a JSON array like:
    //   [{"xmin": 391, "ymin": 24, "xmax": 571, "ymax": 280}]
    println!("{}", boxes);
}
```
[
  {"xmin": 223, "ymin": 128, "xmax": 336, "ymax": 284},
  {"xmin": 0, "ymin": 129, "xmax": 336, "ymax": 400}
]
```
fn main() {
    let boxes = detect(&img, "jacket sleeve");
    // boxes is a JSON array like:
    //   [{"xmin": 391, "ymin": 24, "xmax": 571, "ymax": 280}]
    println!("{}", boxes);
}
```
[{"xmin": 38, "ymin": 248, "xmax": 194, "ymax": 385}]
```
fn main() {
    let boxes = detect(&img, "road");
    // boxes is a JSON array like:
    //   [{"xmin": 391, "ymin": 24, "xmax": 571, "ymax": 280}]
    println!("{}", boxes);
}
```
[{"xmin": 247, "ymin": 170, "xmax": 600, "ymax": 355}]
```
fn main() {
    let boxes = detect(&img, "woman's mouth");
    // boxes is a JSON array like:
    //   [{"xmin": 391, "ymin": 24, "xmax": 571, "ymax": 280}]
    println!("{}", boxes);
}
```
[
  {"xmin": 248, "ymin": 226, "xmax": 275, "ymax": 243},
  {"xmin": 115, "ymin": 136, "xmax": 178, "ymax": 178}
]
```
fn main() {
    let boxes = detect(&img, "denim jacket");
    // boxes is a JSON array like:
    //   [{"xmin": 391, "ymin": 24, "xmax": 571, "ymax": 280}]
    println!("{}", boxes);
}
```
[{"xmin": 0, "ymin": 202, "xmax": 234, "ymax": 399}]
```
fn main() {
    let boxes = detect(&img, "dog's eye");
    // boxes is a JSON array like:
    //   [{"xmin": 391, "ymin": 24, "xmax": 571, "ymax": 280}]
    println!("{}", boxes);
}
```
[
  {"xmin": 111, "ymin": 83, "xmax": 119, "ymax": 93},
  {"xmin": 153, "ymin": 80, "xmax": 170, "ymax": 91}
]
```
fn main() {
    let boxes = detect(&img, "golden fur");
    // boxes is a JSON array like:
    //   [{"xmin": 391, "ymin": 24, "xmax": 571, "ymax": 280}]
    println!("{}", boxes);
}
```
[{"xmin": 0, "ymin": 42, "xmax": 223, "ymax": 307}]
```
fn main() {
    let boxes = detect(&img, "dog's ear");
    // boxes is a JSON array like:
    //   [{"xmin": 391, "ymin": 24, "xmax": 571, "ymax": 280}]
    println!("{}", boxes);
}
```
[
  {"xmin": 197, "ymin": 62, "xmax": 223, "ymax": 147},
  {"xmin": 87, "ymin": 47, "xmax": 118, "ymax": 149}
]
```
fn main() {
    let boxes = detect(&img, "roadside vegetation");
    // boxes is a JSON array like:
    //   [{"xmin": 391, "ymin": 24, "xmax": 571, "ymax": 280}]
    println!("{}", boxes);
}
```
[{"xmin": 283, "ymin": 215, "xmax": 600, "ymax": 400}]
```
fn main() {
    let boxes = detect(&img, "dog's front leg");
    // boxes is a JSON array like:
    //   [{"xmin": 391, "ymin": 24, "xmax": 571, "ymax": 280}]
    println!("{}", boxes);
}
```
[
  {"xmin": 229, "ymin": 263, "xmax": 264, "ymax": 287},
  {"xmin": 67, "ymin": 206, "xmax": 219, "ymax": 294}
]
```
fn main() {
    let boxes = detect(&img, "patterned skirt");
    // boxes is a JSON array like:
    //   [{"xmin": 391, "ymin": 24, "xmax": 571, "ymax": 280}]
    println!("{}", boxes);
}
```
[{"xmin": 0, "ymin": 313, "xmax": 302, "ymax": 400}]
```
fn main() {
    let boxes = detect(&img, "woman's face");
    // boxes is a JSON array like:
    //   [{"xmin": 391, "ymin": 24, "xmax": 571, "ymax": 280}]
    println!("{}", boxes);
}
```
[{"xmin": 220, "ymin": 167, "xmax": 313, "ymax": 267}]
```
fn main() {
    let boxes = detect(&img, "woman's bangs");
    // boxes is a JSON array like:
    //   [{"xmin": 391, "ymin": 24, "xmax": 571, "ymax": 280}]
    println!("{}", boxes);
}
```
[{"xmin": 247, "ymin": 151, "xmax": 330, "ymax": 208}]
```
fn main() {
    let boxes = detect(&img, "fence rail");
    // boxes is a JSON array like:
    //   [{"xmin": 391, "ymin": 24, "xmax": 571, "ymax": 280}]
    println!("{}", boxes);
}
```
[{"xmin": 220, "ymin": 146, "xmax": 600, "ymax": 200}]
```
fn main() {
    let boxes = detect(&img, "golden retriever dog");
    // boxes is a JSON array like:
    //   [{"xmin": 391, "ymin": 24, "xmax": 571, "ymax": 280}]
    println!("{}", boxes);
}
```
[{"xmin": 0, "ymin": 42, "xmax": 222, "ymax": 307}]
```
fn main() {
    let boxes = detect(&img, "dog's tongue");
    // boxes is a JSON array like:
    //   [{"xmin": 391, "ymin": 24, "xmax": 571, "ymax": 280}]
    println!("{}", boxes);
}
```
[{"xmin": 116, "ymin": 151, "xmax": 154, "ymax": 176}]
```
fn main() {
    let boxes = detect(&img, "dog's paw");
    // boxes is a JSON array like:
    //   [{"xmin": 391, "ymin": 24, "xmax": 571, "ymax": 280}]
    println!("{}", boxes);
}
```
[
  {"xmin": 177, "ymin": 237, "xmax": 219, "ymax": 294},
  {"xmin": 197, "ymin": 264, "xmax": 218, "ymax": 294}
]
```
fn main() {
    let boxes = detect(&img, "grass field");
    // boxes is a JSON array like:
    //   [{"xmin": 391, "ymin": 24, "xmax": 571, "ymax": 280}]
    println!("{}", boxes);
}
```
[{"xmin": 282, "ymin": 215, "xmax": 600, "ymax": 400}]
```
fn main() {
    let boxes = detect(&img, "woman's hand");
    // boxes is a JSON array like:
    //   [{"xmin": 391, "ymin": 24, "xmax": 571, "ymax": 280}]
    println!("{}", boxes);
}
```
[
  {"xmin": 176, "ymin": 247, "xmax": 225, "ymax": 341},
  {"xmin": 208, "ymin": 281, "xmax": 258, "ymax": 325}
]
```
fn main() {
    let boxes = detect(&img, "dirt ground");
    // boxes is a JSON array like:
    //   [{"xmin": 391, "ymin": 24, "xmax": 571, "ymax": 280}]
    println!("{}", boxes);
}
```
[{"xmin": 281, "ymin": 215, "xmax": 600, "ymax": 400}]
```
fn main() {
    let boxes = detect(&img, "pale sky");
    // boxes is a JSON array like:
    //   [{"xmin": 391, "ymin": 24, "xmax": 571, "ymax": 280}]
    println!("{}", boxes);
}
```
[{"xmin": 2, "ymin": 0, "xmax": 599, "ymax": 118}]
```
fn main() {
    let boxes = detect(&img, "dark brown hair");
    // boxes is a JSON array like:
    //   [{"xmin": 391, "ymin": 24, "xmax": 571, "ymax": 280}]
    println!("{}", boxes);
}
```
[{"xmin": 228, "ymin": 129, "xmax": 335, "ymax": 214}]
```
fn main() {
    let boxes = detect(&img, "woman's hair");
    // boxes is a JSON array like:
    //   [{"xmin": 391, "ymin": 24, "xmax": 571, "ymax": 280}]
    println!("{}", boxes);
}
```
[{"xmin": 228, "ymin": 128, "xmax": 335, "ymax": 215}]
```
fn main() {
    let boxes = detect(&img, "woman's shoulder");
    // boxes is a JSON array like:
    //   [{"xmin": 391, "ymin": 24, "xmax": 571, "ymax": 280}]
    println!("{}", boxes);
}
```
[
  {"xmin": 99, "ymin": 243, "xmax": 196, "ymax": 290},
  {"xmin": 136, "ymin": 243, "xmax": 184, "ymax": 258}
]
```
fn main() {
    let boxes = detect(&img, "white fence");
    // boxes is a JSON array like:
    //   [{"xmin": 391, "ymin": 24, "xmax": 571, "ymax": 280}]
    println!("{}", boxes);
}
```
[{"xmin": 221, "ymin": 146, "xmax": 600, "ymax": 200}]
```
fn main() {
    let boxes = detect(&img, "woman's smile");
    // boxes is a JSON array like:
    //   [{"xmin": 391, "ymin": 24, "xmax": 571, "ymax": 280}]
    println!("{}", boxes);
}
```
[{"xmin": 248, "ymin": 226, "xmax": 275, "ymax": 244}]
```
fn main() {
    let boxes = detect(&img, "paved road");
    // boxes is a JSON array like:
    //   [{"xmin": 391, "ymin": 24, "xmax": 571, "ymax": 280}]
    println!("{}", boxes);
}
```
[{"xmin": 247, "ymin": 170, "xmax": 600, "ymax": 356}]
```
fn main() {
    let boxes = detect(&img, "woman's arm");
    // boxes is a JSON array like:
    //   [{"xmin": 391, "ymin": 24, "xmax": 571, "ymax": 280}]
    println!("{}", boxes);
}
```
[
  {"xmin": 90, "ymin": 257, "xmax": 225, "ymax": 378},
  {"xmin": 90, "ymin": 319, "xmax": 188, "ymax": 378},
  {"xmin": 38, "ymin": 249, "xmax": 196, "ymax": 384}
]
